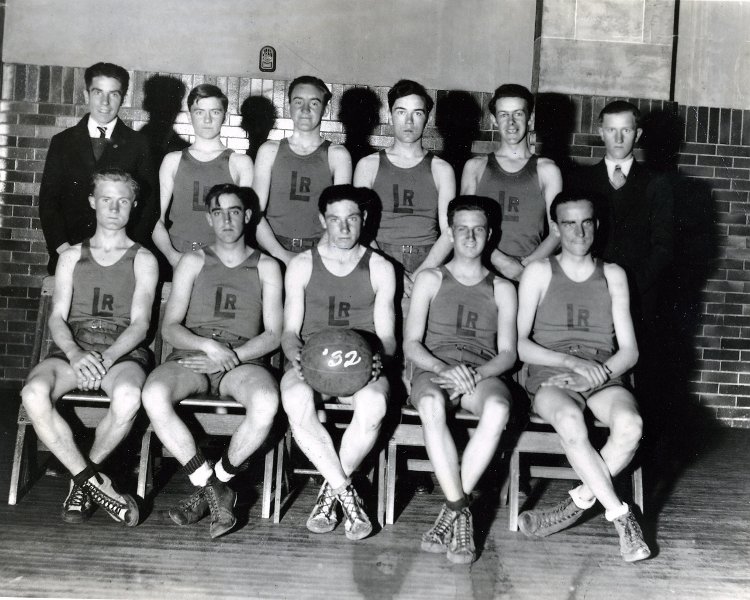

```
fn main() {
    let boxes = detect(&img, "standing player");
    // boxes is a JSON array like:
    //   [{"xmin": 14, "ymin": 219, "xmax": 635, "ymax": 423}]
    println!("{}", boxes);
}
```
[
  {"xmin": 354, "ymin": 79, "xmax": 455, "ymax": 297},
  {"xmin": 153, "ymin": 84, "xmax": 254, "ymax": 269},
  {"xmin": 39, "ymin": 62, "xmax": 157, "ymax": 274},
  {"xmin": 142, "ymin": 184, "xmax": 282, "ymax": 539},
  {"xmin": 461, "ymin": 84, "xmax": 562, "ymax": 281},
  {"xmin": 281, "ymin": 184, "xmax": 396, "ymax": 541},
  {"xmin": 253, "ymin": 76, "xmax": 352, "ymax": 265},
  {"xmin": 516, "ymin": 192, "xmax": 650, "ymax": 563},
  {"xmin": 21, "ymin": 169, "xmax": 158, "ymax": 526},
  {"xmin": 404, "ymin": 196, "xmax": 516, "ymax": 564}
]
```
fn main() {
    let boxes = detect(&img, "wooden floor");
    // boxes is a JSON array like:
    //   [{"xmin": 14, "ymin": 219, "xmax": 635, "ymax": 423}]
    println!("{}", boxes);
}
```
[{"xmin": 0, "ymin": 392, "xmax": 748, "ymax": 600}]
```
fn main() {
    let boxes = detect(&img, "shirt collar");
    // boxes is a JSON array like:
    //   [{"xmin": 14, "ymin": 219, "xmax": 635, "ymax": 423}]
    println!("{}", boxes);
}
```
[
  {"xmin": 87, "ymin": 116, "xmax": 117, "ymax": 139},
  {"xmin": 604, "ymin": 156, "xmax": 634, "ymax": 179}
]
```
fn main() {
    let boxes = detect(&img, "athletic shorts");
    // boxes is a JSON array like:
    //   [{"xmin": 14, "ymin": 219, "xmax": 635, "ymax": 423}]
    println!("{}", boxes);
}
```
[
  {"xmin": 525, "ymin": 345, "xmax": 628, "ymax": 410},
  {"xmin": 46, "ymin": 323, "xmax": 150, "ymax": 371},
  {"xmin": 165, "ymin": 349, "xmax": 267, "ymax": 396},
  {"xmin": 409, "ymin": 344, "xmax": 496, "ymax": 408}
]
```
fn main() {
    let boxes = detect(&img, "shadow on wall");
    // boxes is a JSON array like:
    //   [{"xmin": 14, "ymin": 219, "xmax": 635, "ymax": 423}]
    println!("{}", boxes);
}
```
[
  {"xmin": 339, "ymin": 87, "xmax": 381, "ymax": 169},
  {"xmin": 240, "ymin": 96, "xmax": 277, "ymax": 162},
  {"xmin": 534, "ymin": 93, "xmax": 577, "ymax": 187},
  {"xmin": 435, "ymin": 90, "xmax": 482, "ymax": 183},
  {"xmin": 139, "ymin": 74, "xmax": 190, "ymax": 168}
]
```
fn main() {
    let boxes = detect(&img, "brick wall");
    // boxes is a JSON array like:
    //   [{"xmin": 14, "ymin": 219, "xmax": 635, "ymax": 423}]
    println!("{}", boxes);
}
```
[{"xmin": 1, "ymin": 62, "xmax": 749, "ymax": 427}]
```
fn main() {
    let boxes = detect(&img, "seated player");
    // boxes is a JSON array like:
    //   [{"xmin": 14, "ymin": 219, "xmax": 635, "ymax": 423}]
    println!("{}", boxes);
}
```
[
  {"xmin": 516, "ymin": 192, "xmax": 650, "ymax": 563},
  {"xmin": 153, "ymin": 84, "xmax": 254, "ymax": 269},
  {"xmin": 21, "ymin": 169, "xmax": 158, "ymax": 526},
  {"xmin": 253, "ymin": 76, "xmax": 352, "ymax": 265},
  {"xmin": 353, "ymin": 79, "xmax": 455, "ymax": 297},
  {"xmin": 142, "ymin": 183, "xmax": 282, "ymax": 539},
  {"xmin": 404, "ymin": 196, "xmax": 517, "ymax": 564},
  {"xmin": 281, "ymin": 184, "xmax": 396, "ymax": 541}
]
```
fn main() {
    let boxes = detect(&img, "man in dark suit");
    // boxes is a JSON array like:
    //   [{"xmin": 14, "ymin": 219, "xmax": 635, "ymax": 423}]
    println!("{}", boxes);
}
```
[
  {"xmin": 39, "ymin": 62, "xmax": 157, "ymax": 274},
  {"xmin": 574, "ymin": 100, "xmax": 673, "ymax": 330}
]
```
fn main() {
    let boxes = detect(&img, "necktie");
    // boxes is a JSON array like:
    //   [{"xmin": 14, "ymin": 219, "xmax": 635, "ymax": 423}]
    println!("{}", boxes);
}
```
[
  {"xmin": 611, "ymin": 164, "xmax": 627, "ymax": 190},
  {"xmin": 92, "ymin": 126, "xmax": 108, "ymax": 161}
]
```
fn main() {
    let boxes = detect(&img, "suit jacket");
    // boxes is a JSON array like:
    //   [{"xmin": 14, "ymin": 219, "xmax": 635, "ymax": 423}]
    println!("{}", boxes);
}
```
[
  {"xmin": 573, "ymin": 159, "xmax": 674, "ymax": 317},
  {"xmin": 39, "ymin": 114, "xmax": 158, "ymax": 273}
]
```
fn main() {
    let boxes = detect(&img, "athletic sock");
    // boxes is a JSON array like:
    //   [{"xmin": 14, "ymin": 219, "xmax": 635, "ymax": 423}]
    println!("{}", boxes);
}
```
[
  {"xmin": 184, "ymin": 451, "xmax": 212, "ymax": 488},
  {"xmin": 605, "ymin": 501, "xmax": 629, "ymax": 521},
  {"xmin": 446, "ymin": 495, "xmax": 470, "ymax": 512},
  {"xmin": 72, "ymin": 464, "xmax": 98, "ymax": 487},
  {"xmin": 215, "ymin": 450, "xmax": 241, "ymax": 483},
  {"xmin": 331, "ymin": 477, "xmax": 352, "ymax": 496},
  {"xmin": 569, "ymin": 485, "xmax": 596, "ymax": 510}
]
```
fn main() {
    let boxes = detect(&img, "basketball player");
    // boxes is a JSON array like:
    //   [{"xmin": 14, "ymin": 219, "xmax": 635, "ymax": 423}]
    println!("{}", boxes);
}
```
[
  {"xmin": 353, "ymin": 79, "xmax": 455, "ymax": 297},
  {"xmin": 21, "ymin": 169, "xmax": 158, "ymax": 526},
  {"xmin": 281, "ymin": 184, "xmax": 396, "ymax": 541},
  {"xmin": 516, "ymin": 192, "xmax": 650, "ymax": 562},
  {"xmin": 142, "ymin": 184, "xmax": 282, "ymax": 539},
  {"xmin": 153, "ymin": 84, "xmax": 254, "ymax": 269},
  {"xmin": 404, "ymin": 196, "xmax": 516, "ymax": 564},
  {"xmin": 253, "ymin": 76, "xmax": 352, "ymax": 265},
  {"xmin": 461, "ymin": 84, "xmax": 562, "ymax": 281}
]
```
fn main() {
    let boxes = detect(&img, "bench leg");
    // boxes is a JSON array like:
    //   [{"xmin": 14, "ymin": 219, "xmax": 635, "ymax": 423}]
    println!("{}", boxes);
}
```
[
  {"xmin": 273, "ymin": 436, "xmax": 286, "ymax": 524},
  {"xmin": 376, "ymin": 448, "xmax": 386, "ymax": 527},
  {"xmin": 8, "ymin": 422, "xmax": 31, "ymax": 505},
  {"xmin": 136, "ymin": 429, "xmax": 152, "ymax": 500},
  {"xmin": 261, "ymin": 443, "xmax": 274, "ymax": 519},
  {"xmin": 632, "ymin": 466, "xmax": 644, "ymax": 515},
  {"xmin": 385, "ymin": 439, "xmax": 397, "ymax": 525},
  {"xmin": 509, "ymin": 449, "xmax": 520, "ymax": 531}
]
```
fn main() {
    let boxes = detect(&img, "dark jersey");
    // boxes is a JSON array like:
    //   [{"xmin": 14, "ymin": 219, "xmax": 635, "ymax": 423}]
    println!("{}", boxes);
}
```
[
  {"xmin": 476, "ymin": 154, "xmax": 546, "ymax": 258},
  {"xmin": 184, "ymin": 247, "xmax": 263, "ymax": 342},
  {"xmin": 300, "ymin": 247, "xmax": 375, "ymax": 341},
  {"xmin": 531, "ymin": 257, "xmax": 614, "ymax": 355},
  {"xmin": 424, "ymin": 266, "xmax": 497, "ymax": 360},
  {"xmin": 266, "ymin": 139, "xmax": 331, "ymax": 239},
  {"xmin": 372, "ymin": 150, "xmax": 439, "ymax": 246},
  {"xmin": 169, "ymin": 149, "xmax": 234, "ymax": 251}
]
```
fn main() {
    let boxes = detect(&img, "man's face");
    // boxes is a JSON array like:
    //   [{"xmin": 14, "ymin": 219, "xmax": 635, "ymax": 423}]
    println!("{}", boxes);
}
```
[
  {"xmin": 189, "ymin": 97, "xmax": 226, "ymax": 141},
  {"xmin": 448, "ymin": 209, "xmax": 489, "ymax": 259},
  {"xmin": 319, "ymin": 199, "xmax": 363, "ymax": 250},
  {"xmin": 289, "ymin": 83, "xmax": 327, "ymax": 132},
  {"xmin": 390, "ymin": 94, "xmax": 428, "ymax": 144},
  {"xmin": 88, "ymin": 179, "xmax": 135, "ymax": 230},
  {"xmin": 599, "ymin": 111, "xmax": 642, "ymax": 161},
  {"xmin": 491, "ymin": 97, "xmax": 529, "ymax": 144},
  {"xmin": 552, "ymin": 200, "xmax": 597, "ymax": 256},
  {"xmin": 84, "ymin": 76, "xmax": 124, "ymax": 126},
  {"xmin": 206, "ymin": 193, "xmax": 249, "ymax": 244}
]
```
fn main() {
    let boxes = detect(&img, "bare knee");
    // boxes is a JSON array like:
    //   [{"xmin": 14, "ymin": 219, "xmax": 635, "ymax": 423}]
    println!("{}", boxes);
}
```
[
  {"xmin": 550, "ymin": 409, "xmax": 589, "ymax": 448},
  {"xmin": 353, "ymin": 391, "xmax": 387, "ymax": 430},
  {"xmin": 610, "ymin": 411, "xmax": 643, "ymax": 449},
  {"xmin": 478, "ymin": 398, "xmax": 509, "ymax": 435},
  {"xmin": 110, "ymin": 385, "xmax": 142, "ymax": 425},
  {"xmin": 21, "ymin": 380, "xmax": 53, "ymax": 421},
  {"xmin": 141, "ymin": 381, "xmax": 174, "ymax": 419},
  {"xmin": 246, "ymin": 387, "xmax": 279, "ymax": 427}
]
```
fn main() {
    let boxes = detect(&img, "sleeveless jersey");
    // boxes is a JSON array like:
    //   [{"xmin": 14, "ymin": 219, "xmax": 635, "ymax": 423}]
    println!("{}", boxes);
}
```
[
  {"xmin": 372, "ymin": 150, "xmax": 439, "ymax": 246},
  {"xmin": 476, "ymin": 154, "xmax": 546, "ymax": 258},
  {"xmin": 184, "ymin": 247, "xmax": 263, "ymax": 341},
  {"xmin": 424, "ymin": 266, "xmax": 497, "ymax": 359},
  {"xmin": 69, "ymin": 239, "xmax": 140, "ymax": 330},
  {"xmin": 300, "ymin": 247, "xmax": 376, "ymax": 341},
  {"xmin": 532, "ymin": 257, "xmax": 614, "ymax": 354},
  {"xmin": 169, "ymin": 148, "xmax": 234, "ymax": 250},
  {"xmin": 266, "ymin": 139, "xmax": 331, "ymax": 239}
]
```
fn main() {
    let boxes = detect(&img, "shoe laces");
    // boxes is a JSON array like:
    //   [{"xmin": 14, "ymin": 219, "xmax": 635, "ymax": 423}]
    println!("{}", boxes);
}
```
[
  {"xmin": 311, "ymin": 484, "xmax": 336, "ymax": 519},
  {"xmin": 542, "ymin": 498, "xmax": 578, "ymax": 527},
  {"xmin": 85, "ymin": 481, "xmax": 126, "ymax": 515},
  {"xmin": 429, "ymin": 506, "xmax": 456, "ymax": 539},
  {"xmin": 205, "ymin": 484, "xmax": 220, "ymax": 516},
  {"xmin": 65, "ymin": 484, "xmax": 87, "ymax": 508},
  {"xmin": 338, "ymin": 487, "xmax": 365, "ymax": 524},
  {"xmin": 452, "ymin": 510, "xmax": 473, "ymax": 549},
  {"xmin": 618, "ymin": 511, "xmax": 640, "ymax": 544},
  {"xmin": 179, "ymin": 489, "xmax": 204, "ymax": 510}
]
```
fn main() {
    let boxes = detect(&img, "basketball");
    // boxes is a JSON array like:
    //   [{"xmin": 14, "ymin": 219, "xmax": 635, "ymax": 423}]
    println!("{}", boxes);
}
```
[{"xmin": 300, "ymin": 328, "xmax": 374, "ymax": 396}]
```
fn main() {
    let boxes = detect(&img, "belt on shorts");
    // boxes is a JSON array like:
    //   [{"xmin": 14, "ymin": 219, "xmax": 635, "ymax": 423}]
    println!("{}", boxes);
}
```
[
  {"xmin": 378, "ymin": 242, "xmax": 433, "ymax": 255},
  {"xmin": 191, "ymin": 327, "xmax": 250, "ymax": 347},
  {"xmin": 176, "ymin": 240, "xmax": 210, "ymax": 253},
  {"xmin": 277, "ymin": 235, "xmax": 318, "ymax": 250},
  {"xmin": 70, "ymin": 319, "xmax": 125, "ymax": 335}
]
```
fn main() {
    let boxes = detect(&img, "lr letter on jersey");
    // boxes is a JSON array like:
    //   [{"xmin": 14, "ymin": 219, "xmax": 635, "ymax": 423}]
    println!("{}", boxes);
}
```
[
  {"xmin": 327, "ymin": 296, "xmax": 351, "ymax": 326},
  {"xmin": 290, "ymin": 171, "xmax": 312, "ymax": 201},
  {"xmin": 92, "ymin": 288, "xmax": 114, "ymax": 317},
  {"xmin": 214, "ymin": 287, "xmax": 237, "ymax": 319},
  {"xmin": 456, "ymin": 305, "xmax": 478, "ymax": 337}
]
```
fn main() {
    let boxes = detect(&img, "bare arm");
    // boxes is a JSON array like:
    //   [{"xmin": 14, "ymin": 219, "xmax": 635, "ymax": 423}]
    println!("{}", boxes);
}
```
[
  {"xmin": 233, "ymin": 255, "xmax": 283, "ymax": 362},
  {"xmin": 413, "ymin": 157, "xmax": 456, "ymax": 275},
  {"xmin": 459, "ymin": 156, "xmax": 485, "ymax": 195},
  {"xmin": 602, "ymin": 263, "xmax": 639, "ymax": 377},
  {"xmin": 521, "ymin": 158, "xmax": 562, "ymax": 266},
  {"xmin": 329, "ymin": 144, "xmax": 353, "ymax": 184},
  {"xmin": 152, "ymin": 152, "xmax": 182, "ymax": 267},
  {"xmin": 280, "ymin": 253, "xmax": 313, "ymax": 363},
  {"xmin": 352, "ymin": 152, "xmax": 379, "ymax": 188},
  {"xmin": 369, "ymin": 253, "xmax": 397, "ymax": 359},
  {"xmin": 252, "ymin": 141, "xmax": 294, "ymax": 264},
  {"xmin": 474, "ymin": 278, "xmax": 517, "ymax": 379},
  {"xmin": 229, "ymin": 153, "xmax": 254, "ymax": 187}
]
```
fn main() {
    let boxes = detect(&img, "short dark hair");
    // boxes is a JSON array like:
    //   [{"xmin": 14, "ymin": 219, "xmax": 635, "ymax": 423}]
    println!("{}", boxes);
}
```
[
  {"xmin": 288, "ymin": 76, "xmax": 332, "ymax": 106},
  {"xmin": 447, "ymin": 195, "xmax": 490, "ymax": 227},
  {"xmin": 488, "ymin": 83, "xmax": 534, "ymax": 115},
  {"xmin": 187, "ymin": 84, "xmax": 229, "ymax": 112},
  {"xmin": 599, "ymin": 100, "xmax": 640, "ymax": 125},
  {"xmin": 84, "ymin": 62, "xmax": 130, "ymax": 98},
  {"xmin": 550, "ymin": 192, "xmax": 596, "ymax": 223},
  {"xmin": 318, "ymin": 184, "xmax": 370, "ymax": 215},
  {"xmin": 90, "ymin": 168, "xmax": 139, "ymax": 199},
  {"xmin": 204, "ymin": 183, "xmax": 258, "ymax": 212},
  {"xmin": 387, "ymin": 79, "xmax": 434, "ymax": 114}
]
